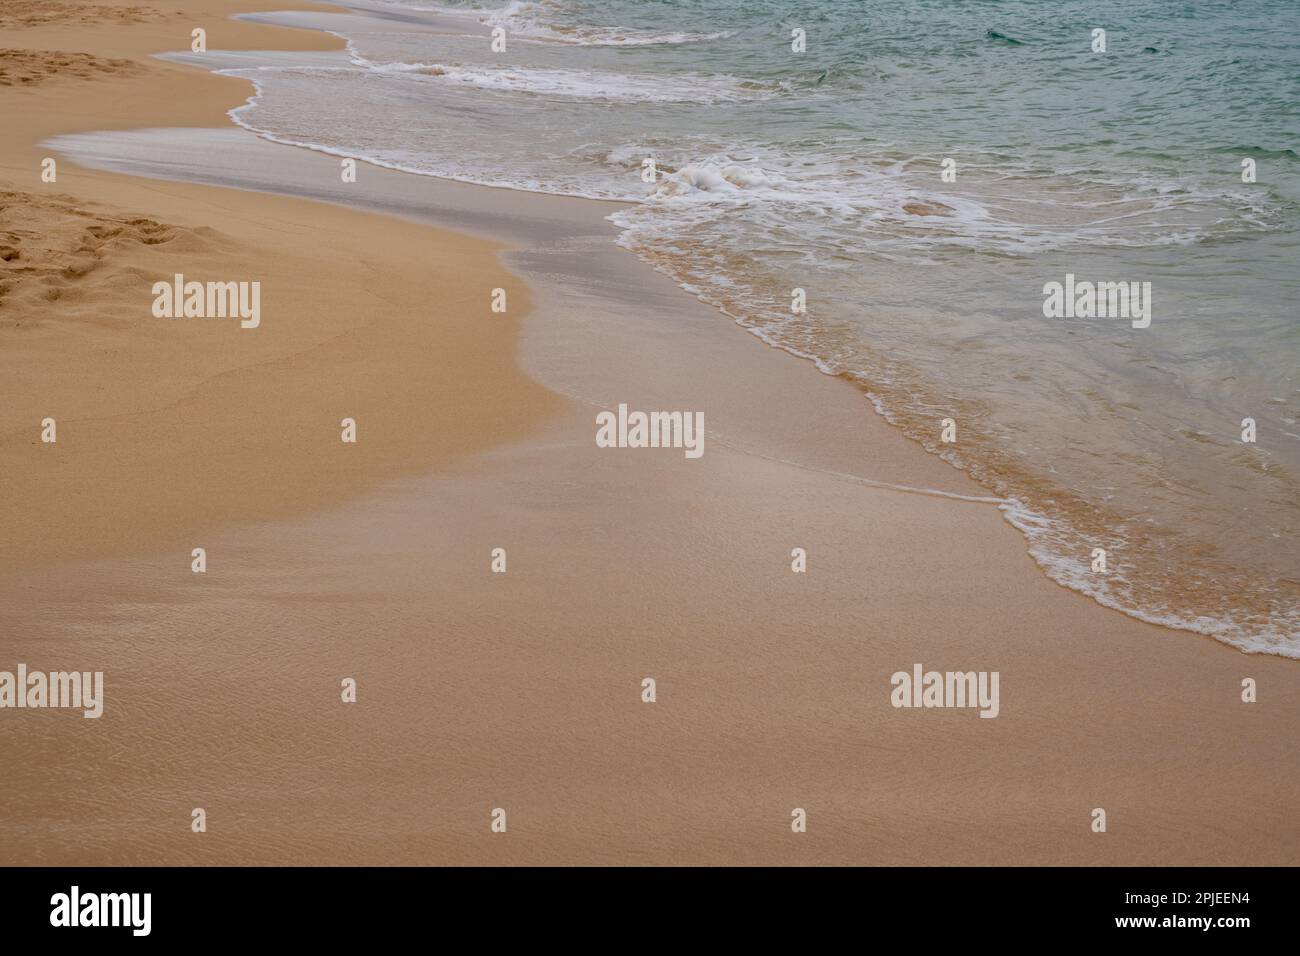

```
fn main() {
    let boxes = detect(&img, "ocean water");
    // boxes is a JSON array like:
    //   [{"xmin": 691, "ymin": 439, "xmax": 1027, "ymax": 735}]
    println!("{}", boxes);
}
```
[{"xmin": 222, "ymin": 0, "xmax": 1299, "ymax": 655}]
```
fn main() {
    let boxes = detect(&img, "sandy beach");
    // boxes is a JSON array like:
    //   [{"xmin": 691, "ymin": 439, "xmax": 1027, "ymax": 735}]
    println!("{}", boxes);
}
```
[{"xmin": 0, "ymin": 0, "xmax": 1295, "ymax": 866}]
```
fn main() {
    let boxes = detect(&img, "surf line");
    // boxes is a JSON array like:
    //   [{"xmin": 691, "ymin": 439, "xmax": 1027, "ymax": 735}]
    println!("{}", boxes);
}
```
[
  {"xmin": 564, "ymin": 388, "xmax": 1004, "ymax": 504},
  {"xmin": 711, "ymin": 440, "xmax": 1008, "ymax": 506}
]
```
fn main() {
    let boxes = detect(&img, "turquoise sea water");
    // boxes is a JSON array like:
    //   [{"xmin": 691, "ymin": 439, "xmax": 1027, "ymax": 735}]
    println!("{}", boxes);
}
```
[{"xmin": 224, "ymin": 0, "xmax": 1300, "ymax": 654}]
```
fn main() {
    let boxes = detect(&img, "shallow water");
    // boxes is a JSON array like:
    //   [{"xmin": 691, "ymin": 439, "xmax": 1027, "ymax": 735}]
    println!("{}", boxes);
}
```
[{"xmin": 218, "ymin": 0, "xmax": 1298, "ymax": 654}]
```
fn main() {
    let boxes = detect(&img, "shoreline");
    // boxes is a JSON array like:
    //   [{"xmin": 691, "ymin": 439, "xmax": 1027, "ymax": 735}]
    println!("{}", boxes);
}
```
[
  {"xmin": 0, "ymin": 0, "xmax": 1296, "ymax": 865},
  {"xmin": 51, "ymin": 0, "xmax": 1293, "ymax": 661}
]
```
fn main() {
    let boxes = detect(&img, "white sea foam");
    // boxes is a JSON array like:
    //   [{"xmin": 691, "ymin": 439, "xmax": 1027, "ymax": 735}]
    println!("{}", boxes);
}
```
[
  {"xmin": 400, "ymin": 0, "xmax": 733, "ymax": 45},
  {"xmin": 358, "ymin": 58, "xmax": 777, "ymax": 103},
  {"xmin": 1001, "ymin": 500, "xmax": 1300, "ymax": 659}
]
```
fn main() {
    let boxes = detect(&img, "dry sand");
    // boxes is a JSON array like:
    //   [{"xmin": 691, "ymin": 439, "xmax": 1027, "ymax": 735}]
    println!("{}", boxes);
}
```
[
  {"xmin": 0, "ymin": 1, "xmax": 557, "ymax": 571},
  {"xmin": 0, "ymin": 0, "xmax": 1295, "ymax": 866}
]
